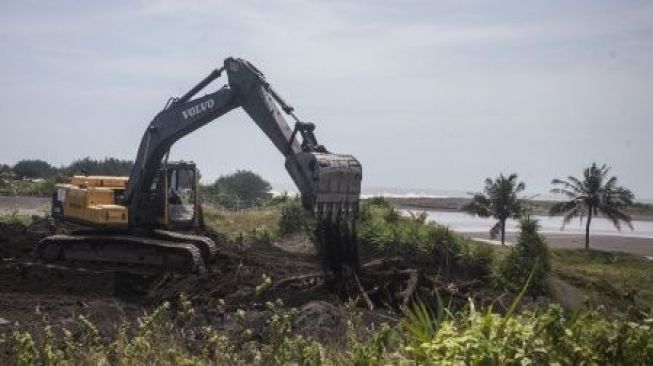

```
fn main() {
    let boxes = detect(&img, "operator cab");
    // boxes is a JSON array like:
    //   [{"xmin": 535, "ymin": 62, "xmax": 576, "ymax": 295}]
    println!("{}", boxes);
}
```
[{"xmin": 157, "ymin": 161, "xmax": 202, "ymax": 230}]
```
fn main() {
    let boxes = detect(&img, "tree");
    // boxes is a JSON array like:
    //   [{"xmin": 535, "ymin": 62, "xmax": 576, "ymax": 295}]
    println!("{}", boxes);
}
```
[
  {"xmin": 209, "ymin": 170, "xmax": 272, "ymax": 209},
  {"xmin": 0, "ymin": 164, "xmax": 15, "ymax": 192},
  {"xmin": 464, "ymin": 173, "xmax": 526, "ymax": 245},
  {"xmin": 549, "ymin": 163, "xmax": 634, "ymax": 250},
  {"xmin": 12, "ymin": 159, "xmax": 55, "ymax": 179},
  {"xmin": 63, "ymin": 157, "xmax": 133, "ymax": 176}
]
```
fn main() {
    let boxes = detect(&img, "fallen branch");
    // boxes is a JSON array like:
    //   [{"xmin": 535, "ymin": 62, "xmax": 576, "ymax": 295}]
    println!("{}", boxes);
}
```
[
  {"xmin": 400, "ymin": 269, "xmax": 419, "ymax": 310},
  {"xmin": 361, "ymin": 257, "xmax": 405, "ymax": 269},
  {"xmin": 272, "ymin": 272, "xmax": 324, "ymax": 290},
  {"xmin": 353, "ymin": 271, "xmax": 375, "ymax": 310}
]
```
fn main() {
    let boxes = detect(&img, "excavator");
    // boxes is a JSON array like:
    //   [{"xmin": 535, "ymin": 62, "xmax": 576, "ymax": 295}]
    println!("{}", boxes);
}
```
[{"xmin": 38, "ymin": 57, "xmax": 362, "ymax": 278}]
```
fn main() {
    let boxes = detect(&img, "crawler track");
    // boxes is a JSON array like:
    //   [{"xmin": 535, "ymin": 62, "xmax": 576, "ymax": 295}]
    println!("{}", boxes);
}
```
[{"xmin": 37, "ymin": 231, "xmax": 216, "ymax": 275}]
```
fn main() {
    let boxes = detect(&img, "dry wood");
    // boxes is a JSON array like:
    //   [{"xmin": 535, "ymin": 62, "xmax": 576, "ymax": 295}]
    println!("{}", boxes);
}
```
[
  {"xmin": 400, "ymin": 269, "xmax": 419, "ymax": 310},
  {"xmin": 272, "ymin": 272, "xmax": 324, "ymax": 289},
  {"xmin": 353, "ymin": 271, "xmax": 375, "ymax": 310}
]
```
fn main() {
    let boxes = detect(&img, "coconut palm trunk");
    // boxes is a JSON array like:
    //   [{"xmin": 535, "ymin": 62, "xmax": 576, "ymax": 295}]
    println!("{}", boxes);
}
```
[
  {"xmin": 501, "ymin": 219, "xmax": 506, "ymax": 245},
  {"xmin": 585, "ymin": 206, "xmax": 592, "ymax": 250}
]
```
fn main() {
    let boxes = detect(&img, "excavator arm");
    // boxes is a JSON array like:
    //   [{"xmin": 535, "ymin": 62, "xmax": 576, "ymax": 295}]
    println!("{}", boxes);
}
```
[{"xmin": 125, "ymin": 58, "xmax": 362, "ymax": 246}]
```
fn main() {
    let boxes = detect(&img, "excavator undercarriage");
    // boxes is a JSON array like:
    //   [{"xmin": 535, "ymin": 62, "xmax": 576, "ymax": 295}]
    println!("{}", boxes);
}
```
[{"xmin": 37, "ymin": 57, "xmax": 362, "ymax": 279}]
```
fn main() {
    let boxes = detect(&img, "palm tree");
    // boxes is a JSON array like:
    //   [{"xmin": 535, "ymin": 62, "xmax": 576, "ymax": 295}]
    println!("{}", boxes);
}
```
[
  {"xmin": 549, "ymin": 163, "xmax": 634, "ymax": 250},
  {"xmin": 464, "ymin": 173, "xmax": 526, "ymax": 245}
]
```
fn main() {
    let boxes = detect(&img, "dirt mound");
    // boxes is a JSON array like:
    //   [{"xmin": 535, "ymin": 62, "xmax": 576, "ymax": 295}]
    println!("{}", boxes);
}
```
[
  {"xmin": 0, "ymin": 216, "xmax": 54, "ymax": 259},
  {"xmin": 293, "ymin": 301, "xmax": 346, "ymax": 341}
]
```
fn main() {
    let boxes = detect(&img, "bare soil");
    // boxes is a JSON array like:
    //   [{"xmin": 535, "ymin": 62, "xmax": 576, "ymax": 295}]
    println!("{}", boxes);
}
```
[{"xmin": 1, "ymin": 218, "xmax": 469, "ymax": 341}]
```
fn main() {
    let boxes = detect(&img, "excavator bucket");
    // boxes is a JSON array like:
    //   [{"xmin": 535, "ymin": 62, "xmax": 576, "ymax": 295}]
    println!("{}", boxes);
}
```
[
  {"xmin": 287, "ymin": 152, "xmax": 362, "ymax": 220},
  {"xmin": 310, "ymin": 153, "xmax": 362, "ymax": 220},
  {"xmin": 287, "ymin": 151, "xmax": 362, "ymax": 278}
]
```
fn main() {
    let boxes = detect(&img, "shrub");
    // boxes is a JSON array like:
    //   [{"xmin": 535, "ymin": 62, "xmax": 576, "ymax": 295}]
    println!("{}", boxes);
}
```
[
  {"xmin": 357, "ymin": 198, "xmax": 461, "ymax": 270},
  {"xmin": 404, "ymin": 302, "xmax": 653, "ymax": 364},
  {"xmin": 459, "ymin": 242, "xmax": 494, "ymax": 277},
  {"xmin": 278, "ymin": 198, "xmax": 306, "ymax": 235},
  {"xmin": 499, "ymin": 216, "xmax": 551, "ymax": 294}
]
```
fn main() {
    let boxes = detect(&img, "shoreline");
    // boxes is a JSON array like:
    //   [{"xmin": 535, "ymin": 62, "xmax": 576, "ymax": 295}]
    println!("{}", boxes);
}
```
[
  {"xmin": 460, "ymin": 231, "xmax": 653, "ymax": 257},
  {"xmin": 385, "ymin": 196, "xmax": 653, "ymax": 222}
]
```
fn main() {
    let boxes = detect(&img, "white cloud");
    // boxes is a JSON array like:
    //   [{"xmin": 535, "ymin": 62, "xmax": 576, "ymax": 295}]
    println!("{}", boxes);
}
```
[{"xmin": 1, "ymin": 0, "xmax": 652, "ymax": 196}]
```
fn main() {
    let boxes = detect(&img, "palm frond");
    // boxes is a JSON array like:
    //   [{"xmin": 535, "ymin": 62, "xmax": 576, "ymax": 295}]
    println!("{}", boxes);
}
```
[
  {"xmin": 550, "ymin": 188, "xmax": 581, "ymax": 199},
  {"xmin": 463, "ymin": 193, "xmax": 492, "ymax": 217},
  {"xmin": 598, "ymin": 205, "xmax": 634, "ymax": 231},
  {"xmin": 566, "ymin": 176, "xmax": 586, "ymax": 193},
  {"xmin": 489, "ymin": 220, "xmax": 502, "ymax": 240},
  {"xmin": 551, "ymin": 177, "xmax": 584, "ymax": 194},
  {"xmin": 549, "ymin": 199, "xmax": 581, "ymax": 216},
  {"xmin": 561, "ymin": 207, "xmax": 583, "ymax": 230}
]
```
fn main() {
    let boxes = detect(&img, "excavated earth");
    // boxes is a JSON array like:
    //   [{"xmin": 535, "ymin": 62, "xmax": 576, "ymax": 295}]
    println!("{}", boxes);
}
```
[{"xmin": 0, "ymin": 218, "xmax": 498, "ymax": 343}]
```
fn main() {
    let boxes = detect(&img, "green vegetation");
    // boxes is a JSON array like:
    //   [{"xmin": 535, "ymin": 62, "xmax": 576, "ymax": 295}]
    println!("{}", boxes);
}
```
[
  {"xmin": 2, "ymin": 295, "xmax": 652, "ymax": 364},
  {"xmin": 464, "ymin": 173, "xmax": 526, "ymax": 245},
  {"xmin": 278, "ymin": 197, "xmax": 308, "ymax": 235},
  {"xmin": 203, "ymin": 206, "xmax": 281, "ymax": 243},
  {"xmin": 0, "ymin": 211, "xmax": 33, "ymax": 226},
  {"xmin": 404, "ymin": 302, "xmax": 653, "ymax": 364},
  {"xmin": 358, "ymin": 197, "xmax": 492, "ymax": 276},
  {"xmin": 205, "ymin": 170, "xmax": 272, "ymax": 209},
  {"xmin": 3, "ymin": 201, "xmax": 653, "ymax": 363},
  {"xmin": 62, "ymin": 157, "xmax": 133, "ymax": 176},
  {"xmin": 550, "ymin": 162, "xmax": 635, "ymax": 250},
  {"xmin": 4, "ymin": 176, "xmax": 63, "ymax": 197},
  {"xmin": 552, "ymin": 249, "xmax": 653, "ymax": 310},
  {"xmin": 1, "ymin": 157, "xmax": 134, "ymax": 197},
  {"xmin": 11, "ymin": 159, "xmax": 56, "ymax": 179},
  {"xmin": 499, "ymin": 217, "xmax": 551, "ymax": 294}
]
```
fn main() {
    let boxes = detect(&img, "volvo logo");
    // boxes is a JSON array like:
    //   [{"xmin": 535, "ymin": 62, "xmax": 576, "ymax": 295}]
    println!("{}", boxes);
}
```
[{"xmin": 182, "ymin": 99, "xmax": 214, "ymax": 120}]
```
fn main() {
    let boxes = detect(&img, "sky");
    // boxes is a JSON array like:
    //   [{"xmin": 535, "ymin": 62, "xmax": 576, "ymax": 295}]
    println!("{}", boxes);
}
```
[{"xmin": 1, "ymin": 0, "xmax": 652, "ymax": 198}]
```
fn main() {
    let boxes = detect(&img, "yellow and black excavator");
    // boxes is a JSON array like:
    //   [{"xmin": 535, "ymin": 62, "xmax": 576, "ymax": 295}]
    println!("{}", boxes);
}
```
[{"xmin": 38, "ymin": 57, "xmax": 362, "ymax": 277}]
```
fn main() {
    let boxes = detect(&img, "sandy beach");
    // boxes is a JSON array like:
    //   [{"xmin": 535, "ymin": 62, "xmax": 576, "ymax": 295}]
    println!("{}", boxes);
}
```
[{"xmin": 461, "ymin": 231, "xmax": 653, "ymax": 257}]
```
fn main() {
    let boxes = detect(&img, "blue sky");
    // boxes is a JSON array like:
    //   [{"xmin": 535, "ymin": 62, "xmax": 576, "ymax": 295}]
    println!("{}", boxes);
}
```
[{"xmin": 1, "ymin": 0, "xmax": 652, "ymax": 197}]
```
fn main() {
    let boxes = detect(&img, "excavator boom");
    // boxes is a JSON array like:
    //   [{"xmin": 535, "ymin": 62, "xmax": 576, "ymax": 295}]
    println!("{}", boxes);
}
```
[{"xmin": 126, "ymin": 57, "xmax": 361, "ymax": 228}]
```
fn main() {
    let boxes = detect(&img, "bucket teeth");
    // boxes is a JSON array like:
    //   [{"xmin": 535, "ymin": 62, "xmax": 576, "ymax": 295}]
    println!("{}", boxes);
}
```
[{"xmin": 310, "ymin": 153, "xmax": 361, "ymax": 222}]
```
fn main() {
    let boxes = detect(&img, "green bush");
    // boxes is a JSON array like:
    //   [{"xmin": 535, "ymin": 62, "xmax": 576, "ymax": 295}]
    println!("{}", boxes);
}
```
[
  {"xmin": 459, "ymin": 242, "xmax": 494, "ymax": 277},
  {"xmin": 278, "ymin": 198, "xmax": 306, "ymax": 235},
  {"xmin": 358, "ymin": 198, "xmax": 461, "ymax": 269},
  {"xmin": 404, "ymin": 303, "xmax": 653, "ymax": 364},
  {"xmin": 499, "ymin": 216, "xmax": 551, "ymax": 294}
]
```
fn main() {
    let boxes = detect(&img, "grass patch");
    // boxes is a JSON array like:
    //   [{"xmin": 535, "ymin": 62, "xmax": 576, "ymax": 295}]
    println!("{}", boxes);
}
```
[
  {"xmin": 0, "ymin": 211, "xmax": 33, "ymax": 226},
  {"xmin": 551, "ymin": 248, "xmax": 653, "ymax": 310},
  {"xmin": 203, "ymin": 206, "xmax": 281, "ymax": 243}
]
